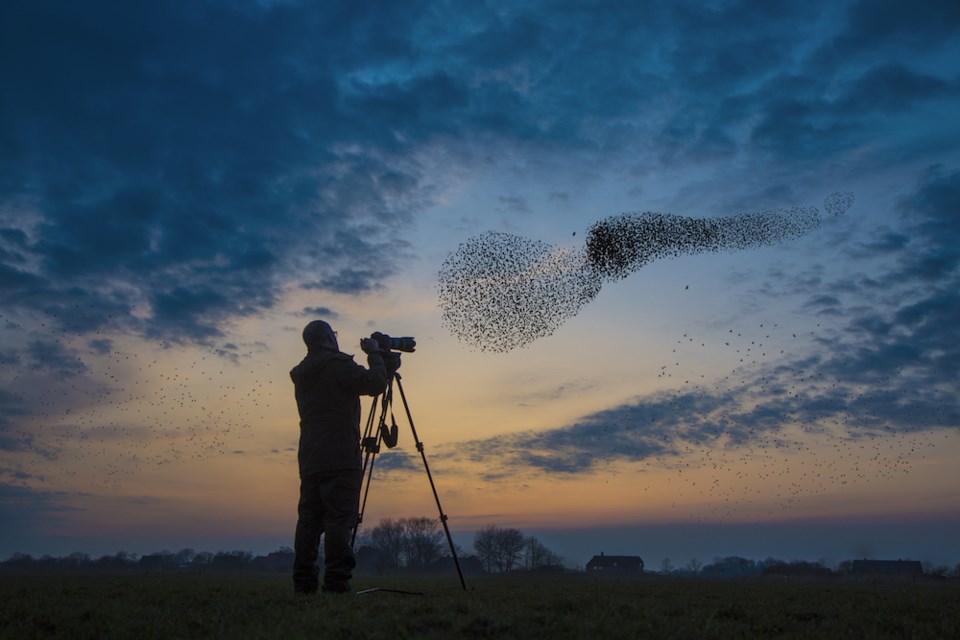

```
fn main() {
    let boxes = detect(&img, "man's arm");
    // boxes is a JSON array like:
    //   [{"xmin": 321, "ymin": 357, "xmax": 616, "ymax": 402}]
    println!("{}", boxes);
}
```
[{"xmin": 339, "ymin": 343, "xmax": 388, "ymax": 396}]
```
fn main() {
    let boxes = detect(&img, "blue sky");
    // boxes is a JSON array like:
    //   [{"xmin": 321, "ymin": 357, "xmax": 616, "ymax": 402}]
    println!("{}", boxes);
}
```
[{"xmin": 1, "ymin": 0, "xmax": 958, "ymax": 568}]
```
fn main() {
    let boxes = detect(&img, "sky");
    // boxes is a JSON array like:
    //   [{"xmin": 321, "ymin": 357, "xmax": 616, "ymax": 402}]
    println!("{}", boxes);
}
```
[{"xmin": 1, "ymin": 0, "xmax": 958, "ymax": 571}]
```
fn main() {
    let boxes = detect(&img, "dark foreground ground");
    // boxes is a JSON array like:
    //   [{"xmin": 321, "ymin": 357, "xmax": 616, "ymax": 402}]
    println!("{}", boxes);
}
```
[{"xmin": 1, "ymin": 573, "xmax": 957, "ymax": 639}]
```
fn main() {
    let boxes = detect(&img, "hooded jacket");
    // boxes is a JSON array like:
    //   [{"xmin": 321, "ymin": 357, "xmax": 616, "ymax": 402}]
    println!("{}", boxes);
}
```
[{"xmin": 291, "ymin": 348, "xmax": 388, "ymax": 476}]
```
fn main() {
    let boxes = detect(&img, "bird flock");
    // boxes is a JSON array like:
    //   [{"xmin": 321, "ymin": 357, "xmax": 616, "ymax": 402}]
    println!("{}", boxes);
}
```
[
  {"xmin": 431, "ymin": 189, "xmax": 951, "ymax": 519},
  {"xmin": 438, "ymin": 193, "xmax": 854, "ymax": 352}
]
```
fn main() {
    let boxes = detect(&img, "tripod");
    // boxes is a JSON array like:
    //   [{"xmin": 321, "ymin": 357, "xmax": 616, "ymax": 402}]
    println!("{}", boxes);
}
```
[{"xmin": 351, "ymin": 354, "xmax": 468, "ymax": 591}]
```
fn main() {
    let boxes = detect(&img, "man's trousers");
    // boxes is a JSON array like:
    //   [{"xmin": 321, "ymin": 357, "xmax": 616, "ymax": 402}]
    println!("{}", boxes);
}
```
[{"xmin": 293, "ymin": 468, "xmax": 363, "ymax": 593}]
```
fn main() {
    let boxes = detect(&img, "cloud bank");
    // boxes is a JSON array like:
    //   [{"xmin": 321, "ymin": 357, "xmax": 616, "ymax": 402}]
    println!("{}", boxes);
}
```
[{"xmin": 2, "ymin": 0, "xmax": 957, "ymax": 345}]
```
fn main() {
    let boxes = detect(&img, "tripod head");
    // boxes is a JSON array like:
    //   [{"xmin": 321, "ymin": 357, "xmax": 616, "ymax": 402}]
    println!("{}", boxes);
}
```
[
  {"xmin": 361, "ymin": 375, "xmax": 399, "ymax": 453},
  {"xmin": 381, "ymin": 351, "xmax": 402, "ymax": 379}
]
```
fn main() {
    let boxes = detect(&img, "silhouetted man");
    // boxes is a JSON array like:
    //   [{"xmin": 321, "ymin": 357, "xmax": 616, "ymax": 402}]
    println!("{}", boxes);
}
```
[{"xmin": 291, "ymin": 320, "xmax": 387, "ymax": 594}]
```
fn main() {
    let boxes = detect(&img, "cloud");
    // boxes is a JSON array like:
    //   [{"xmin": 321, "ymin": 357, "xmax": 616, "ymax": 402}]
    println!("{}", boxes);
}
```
[
  {"xmin": 811, "ymin": 0, "xmax": 960, "ymax": 68},
  {"xmin": 0, "ymin": 389, "xmax": 28, "ymax": 452},
  {"xmin": 450, "ymin": 345, "xmax": 958, "ymax": 478},
  {"xmin": 497, "ymin": 195, "xmax": 531, "ymax": 214},
  {"xmin": 301, "ymin": 306, "xmax": 338, "ymax": 319},
  {"xmin": 24, "ymin": 340, "xmax": 89, "ymax": 380},
  {"xmin": 0, "ymin": 1, "xmax": 435, "ymax": 344},
  {"xmin": 304, "ymin": 269, "xmax": 385, "ymax": 295},
  {"xmin": 88, "ymin": 339, "xmax": 113, "ymax": 355},
  {"xmin": 850, "ymin": 229, "xmax": 910, "ymax": 257},
  {"xmin": 373, "ymin": 450, "xmax": 421, "ymax": 474},
  {"xmin": 512, "ymin": 379, "xmax": 600, "ymax": 406},
  {"xmin": 3, "ymin": 0, "xmax": 957, "ymax": 347},
  {"xmin": 825, "ymin": 167, "xmax": 960, "ymax": 379},
  {"xmin": 834, "ymin": 64, "xmax": 954, "ymax": 117}
]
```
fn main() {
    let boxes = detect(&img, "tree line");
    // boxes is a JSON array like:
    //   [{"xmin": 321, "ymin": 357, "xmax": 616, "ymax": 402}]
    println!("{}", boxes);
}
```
[
  {"xmin": 656, "ymin": 555, "xmax": 960, "ymax": 579},
  {"xmin": 355, "ymin": 519, "xmax": 563, "ymax": 574},
  {"xmin": 0, "ymin": 548, "xmax": 293, "ymax": 573},
  {"xmin": 0, "ymin": 519, "xmax": 564, "ymax": 576},
  {"xmin": 6, "ymin": 523, "xmax": 956, "ymax": 578}
]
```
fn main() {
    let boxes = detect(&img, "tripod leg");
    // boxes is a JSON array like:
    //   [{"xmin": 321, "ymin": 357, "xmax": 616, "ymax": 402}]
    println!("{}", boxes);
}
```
[
  {"xmin": 394, "ymin": 374, "xmax": 468, "ymax": 591},
  {"xmin": 353, "ymin": 393, "xmax": 385, "ymax": 547}
]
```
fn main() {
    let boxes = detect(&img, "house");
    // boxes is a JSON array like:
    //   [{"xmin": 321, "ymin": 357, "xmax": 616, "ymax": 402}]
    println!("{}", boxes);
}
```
[
  {"xmin": 850, "ymin": 560, "xmax": 922, "ymax": 577},
  {"xmin": 586, "ymin": 552, "xmax": 643, "ymax": 573}
]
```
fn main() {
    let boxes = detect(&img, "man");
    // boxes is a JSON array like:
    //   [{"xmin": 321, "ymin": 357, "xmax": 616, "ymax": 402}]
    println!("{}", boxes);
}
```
[{"xmin": 291, "ymin": 320, "xmax": 388, "ymax": 594}]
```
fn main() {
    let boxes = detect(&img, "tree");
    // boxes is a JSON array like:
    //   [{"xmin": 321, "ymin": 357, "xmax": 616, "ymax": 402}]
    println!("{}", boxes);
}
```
[
  {"xmin": 3, "ymin": 553, "xmax": 35, "ymax": 568},
  {"xmin": 364, "ymin": 517, "xmax": 447, "ymax": 572},
  {"xmin": 522, "ymin": 536, "xmax": 562, "ymax": 570},
  {"xmin": 210, "ymin": 550, "xmax": 251, "ymax": 570},
  {"xmin": 174, "ymin": 548, "xmax": 196, "ymax": 565},
  {"xmin": 402, "ymin": 517, "xmax": 444, "ymax": 570},
  {"xmin": 497, "ymin": 528, "xmax": 525, "ymax": 572},
  {"xmin": 473, "ymin": 525, "xmax": 525, "ymax": 573},
  {"xmin": 473, "ymin": 525, "xmax": 497, "ymax": 572},
  {"xmin": 687, "ymin": 558, "xmax": 702, "ymax": 575},
  {"xmin": 927, "ymin": 565, "xmax": 950, "ymax": 578},
  {"xmin": 370, "ymin": 518, "xmax": 406, "ymax": 572},
  {"xmin": 94, "ymin": 551, "xmax": 138, "ymax": 568},
  {"xmin": 762, "ymin": 560, "xmax": 834, "ymax": 577},
  {"xmin": 660, "ymin": 558, "xmax": 674, "ymax": 575},
  {"xmin": 701, "ymin": 556, "xmax": 758, "ymax": 578},
  {"xmin": 115, "ymin": 550, "xmax": 139, "ymax": 564}
]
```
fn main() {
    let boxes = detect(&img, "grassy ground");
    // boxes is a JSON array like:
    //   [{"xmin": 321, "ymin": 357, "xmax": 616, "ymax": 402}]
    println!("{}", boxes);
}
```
[{"xmin": 1, "ymin": 572, "xmax": 957, "ymax": 639}]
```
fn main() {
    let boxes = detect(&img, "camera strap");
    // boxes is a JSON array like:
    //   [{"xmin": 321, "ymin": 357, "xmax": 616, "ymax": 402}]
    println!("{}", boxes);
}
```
[{"xmin": 380, "ymin": 409, "xmax": 399, "ymax": 448}]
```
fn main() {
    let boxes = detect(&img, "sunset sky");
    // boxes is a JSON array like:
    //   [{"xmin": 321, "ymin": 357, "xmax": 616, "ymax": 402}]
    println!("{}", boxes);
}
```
[{"xmin": 2, "ymin": 0, "xmax": 958, "ymax": 570}]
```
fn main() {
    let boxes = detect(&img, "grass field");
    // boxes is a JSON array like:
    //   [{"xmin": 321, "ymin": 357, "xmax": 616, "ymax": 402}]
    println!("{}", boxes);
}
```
[{"xmin": 1, "ymin": 573, "xmax": 957, "ymax": 639}]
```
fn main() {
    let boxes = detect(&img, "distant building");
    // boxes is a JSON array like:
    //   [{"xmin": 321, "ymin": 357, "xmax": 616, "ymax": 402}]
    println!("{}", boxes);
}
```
[
  {"xmin": 586, "ymin": 552, "xmax": 643, "ymax": 573},
  {"xmin": 851, "ymin": 560, "xmax": 923, "ymax": 577}
]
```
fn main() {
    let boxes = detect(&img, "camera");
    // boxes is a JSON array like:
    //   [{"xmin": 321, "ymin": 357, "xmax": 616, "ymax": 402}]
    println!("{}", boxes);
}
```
[{"xmin": 370, "ymin": 332, "xmax": 416, "ymax": 353}]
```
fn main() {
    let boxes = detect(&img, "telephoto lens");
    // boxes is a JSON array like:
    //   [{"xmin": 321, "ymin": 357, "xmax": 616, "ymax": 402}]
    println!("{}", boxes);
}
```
[
  {"xmin": 388, "ymin": 336, "xmax": 416, "ymax": 352},
  {"xmin": 371, "ymin": 332, "xmax": 416, "ymax": 353}
]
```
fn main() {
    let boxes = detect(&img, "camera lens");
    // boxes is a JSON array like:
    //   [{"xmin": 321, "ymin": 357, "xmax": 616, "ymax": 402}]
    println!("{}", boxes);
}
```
[{"xmin": 389, "ymin": 337, "xmax": 416, "ymax": 352}]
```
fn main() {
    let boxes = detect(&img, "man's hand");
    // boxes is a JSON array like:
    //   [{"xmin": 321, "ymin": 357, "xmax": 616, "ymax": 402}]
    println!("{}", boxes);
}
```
[{"xmin": 360, "ymin": 338, "xmax": 380, "ymax": 354}]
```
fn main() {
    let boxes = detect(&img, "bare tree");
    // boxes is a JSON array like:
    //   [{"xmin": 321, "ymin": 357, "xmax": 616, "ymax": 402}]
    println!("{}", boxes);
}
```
[
  {"xmin": 522, "ymin": 536, "xmax": 562, "ymax": 570},
  {"xmin": 497, "ymin": 528, "xmax": 525, "ymax": 572},
  {"xmin": 687, "ymin": 558, "xmax": 701, "ymax": 575},
  {"xmin": 370, "ymin": 518, "xmax": 405, "ymax": 572},
  {"xmin": 174, "ymin": 548, "xmax": 196, "ymax": 565},
  {"xmin": 474, "ymin": 525, "xmax": 526, "ymax": 573},
  {"xmin": 660, "ymin": 557, "xmax": 673, "ymax": 574},
  {"xmin": 473, "ymin": 524, "xmax": 498, "ymax": 572},
  {"xmin": 402, "ymin": 517, "xmax": 444, "ymax": 569}
]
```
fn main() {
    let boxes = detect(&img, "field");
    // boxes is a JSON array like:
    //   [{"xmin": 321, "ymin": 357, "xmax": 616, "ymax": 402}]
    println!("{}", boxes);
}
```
[{"xmin": 1, "ymin": 573, "xmax": 957, "ymax": 639}]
